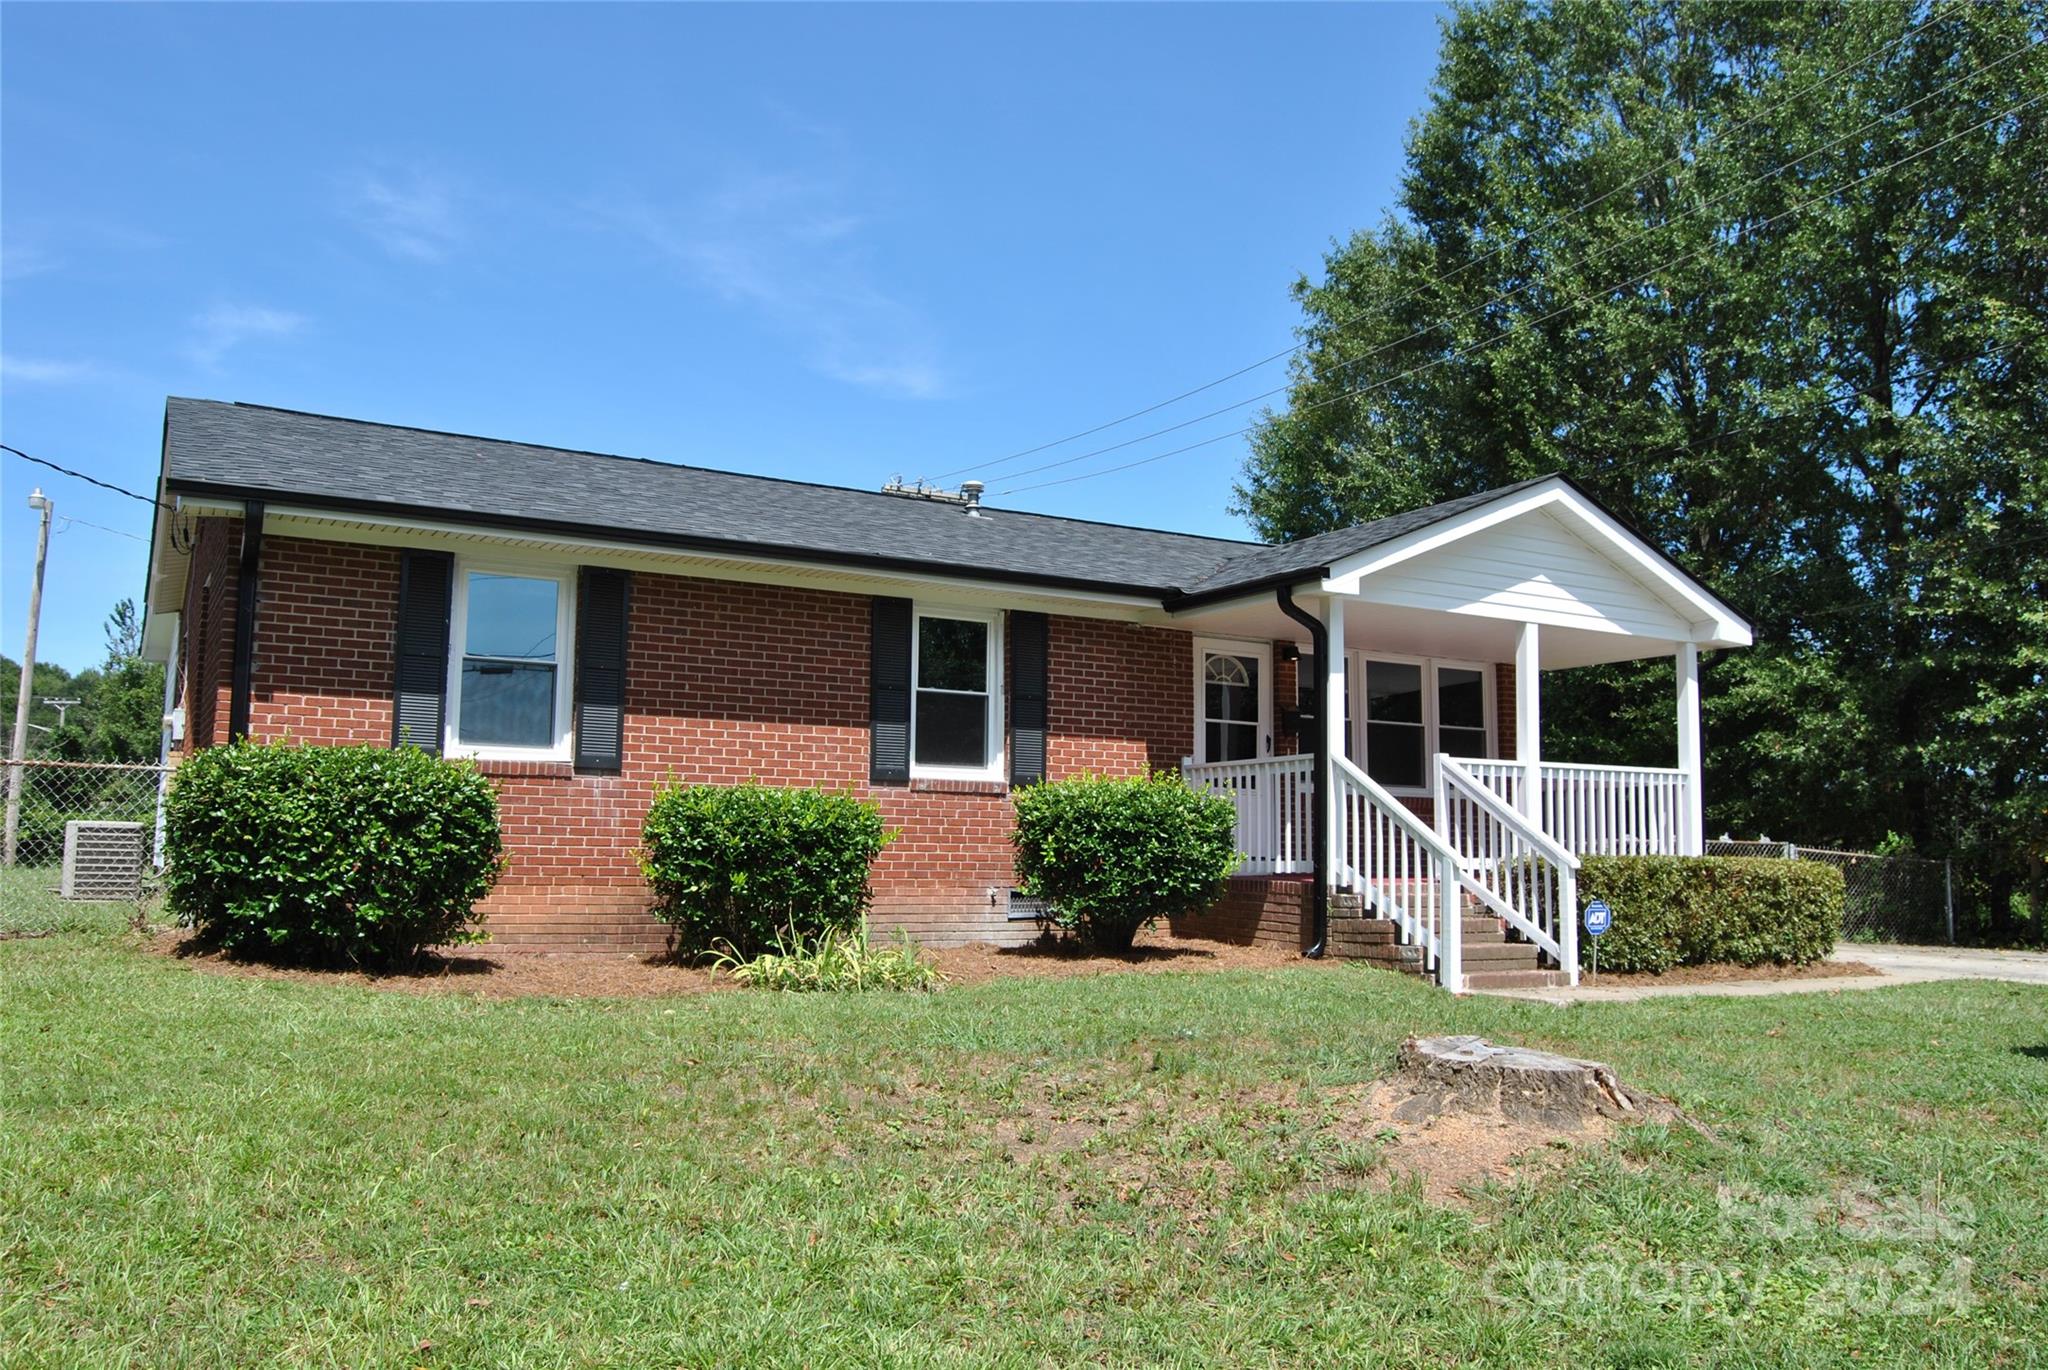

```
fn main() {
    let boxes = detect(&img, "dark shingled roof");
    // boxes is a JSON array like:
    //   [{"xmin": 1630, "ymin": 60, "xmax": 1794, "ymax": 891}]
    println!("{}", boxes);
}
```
[
  {"xmin": 1175, "ymin": 477, "xmax": 1557, "ymax": 598},
  {"xmin": 158, "ymin": 398, "xmax": 1565, "ymax": 602}
]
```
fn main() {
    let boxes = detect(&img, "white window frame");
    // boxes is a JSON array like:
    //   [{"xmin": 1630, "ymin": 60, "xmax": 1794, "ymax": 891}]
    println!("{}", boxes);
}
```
[
  {"xmin": 1347, "ymin": 652, "xmax": 1496, "ymax": 796},
  {"xmin": 1192, "ymin": 637, "xmax": 1273, "ymax": 765},
  {"xmin": 909, "ymin": 603, "xmax": 1005, "ymax": 782},
  {"xmin": 444, "ymin": 559, "xmax": 578, "ymax": 763}
]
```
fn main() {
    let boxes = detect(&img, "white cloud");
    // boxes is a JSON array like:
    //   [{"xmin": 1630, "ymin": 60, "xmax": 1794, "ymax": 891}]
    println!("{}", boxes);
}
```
[
  {"xmin": 346, "ymin": 164, "xmax": 462, "ymax": 262},
  {"xmin": 592, "ymin": 157, "xmax": 948, "ymax": 401},
  {"xmin": 0, "ymin": 354, "xmax": 96, "ymax": 384},
  {"xmin": 186, "ymin": 304, "xmax": 305, "ymax": 368}
]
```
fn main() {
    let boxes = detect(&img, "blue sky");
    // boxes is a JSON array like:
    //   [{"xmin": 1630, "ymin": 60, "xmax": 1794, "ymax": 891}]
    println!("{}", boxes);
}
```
[{"xmin": 2, "ymin": 2, "xmax": 1444, "ymax": 672}]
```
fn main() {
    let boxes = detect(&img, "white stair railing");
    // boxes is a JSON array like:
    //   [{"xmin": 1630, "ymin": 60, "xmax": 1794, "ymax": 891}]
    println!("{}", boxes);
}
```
[
  {"xmin": 1331, "ymin": 754, "xmax": 1471, "ymax": 991},
  {"xmin": 1180, "ymin": 754, "xmax": 1316, "ymax": 875},
  {"xmin": 1435, "ymin": 756, "xmax": 1581, "ymax": 984}
]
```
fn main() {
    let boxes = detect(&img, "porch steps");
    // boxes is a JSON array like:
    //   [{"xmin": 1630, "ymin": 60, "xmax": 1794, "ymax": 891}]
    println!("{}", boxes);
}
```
[{"xmin": 1339, "ymin": 898, "xmax": 1572, "ymax": 990}]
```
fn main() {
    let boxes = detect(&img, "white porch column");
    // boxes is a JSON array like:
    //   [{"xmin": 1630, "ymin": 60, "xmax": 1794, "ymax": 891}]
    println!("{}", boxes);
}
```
[
  {"xmin": 1321, "ymin": 595, "xmax": 1347, "ymax": 887},
  {"xmin": 1676, "ymin": 642, "xmax": 1705, "ymax": 855},
  {"xmin": 1514, "ymin": 622, "xmax": 1541, "ymax": 825}
]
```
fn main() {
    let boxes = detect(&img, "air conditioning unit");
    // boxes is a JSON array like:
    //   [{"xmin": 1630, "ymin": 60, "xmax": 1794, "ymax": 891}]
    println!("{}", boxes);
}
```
[{"xmin": 61, "ymin": 821, "xmax": 148, "ymax": 901}]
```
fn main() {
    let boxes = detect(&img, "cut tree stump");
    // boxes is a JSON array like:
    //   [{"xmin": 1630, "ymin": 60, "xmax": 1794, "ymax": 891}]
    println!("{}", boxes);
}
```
[{"xmin": 1386, "ymin": 1035, "xmax": 1655, "ymax": 1129}]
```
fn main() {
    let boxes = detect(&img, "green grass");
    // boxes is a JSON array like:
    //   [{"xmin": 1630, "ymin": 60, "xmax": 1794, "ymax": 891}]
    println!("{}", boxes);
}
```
[
  {"xmin": 2, "ymin": 926, "xmax": 2044, "ymax": 1367},
  {"xmin": 0, "ymin": 863, "xmax": 147, "ymax": 940}
]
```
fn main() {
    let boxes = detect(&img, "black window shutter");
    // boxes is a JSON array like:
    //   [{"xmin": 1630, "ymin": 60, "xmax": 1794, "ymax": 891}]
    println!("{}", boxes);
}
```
[
  {"xmin": 392, "ymin": 550, "xmax": 453, "ymax": 753},
  {"xmin": 575, "ymin": 568, "xmax": 631, "ymax": 773},
  {"xmin": 870, "ymin": 596, "xmax": 912, "ymax": 783},
  {"xmin": 1009, "ymin": 611, "xmax": 1048, "ymax": 787}
]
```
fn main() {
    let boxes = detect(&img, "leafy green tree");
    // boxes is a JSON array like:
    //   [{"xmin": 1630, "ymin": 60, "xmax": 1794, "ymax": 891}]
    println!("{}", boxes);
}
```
[
  {"xmin": 2, "ymin": 600, "xmax": 166, "ymax": 765},
  {"xmin": 1237, "ymin": 0, "xmax": 2046, "ymax": 938}
]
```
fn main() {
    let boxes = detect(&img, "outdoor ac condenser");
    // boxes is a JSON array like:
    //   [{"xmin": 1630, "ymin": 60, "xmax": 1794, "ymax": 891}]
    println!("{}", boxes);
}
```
[{"xmin": 60, "ymin": 820, "xmax": 148, "ymax": 901}]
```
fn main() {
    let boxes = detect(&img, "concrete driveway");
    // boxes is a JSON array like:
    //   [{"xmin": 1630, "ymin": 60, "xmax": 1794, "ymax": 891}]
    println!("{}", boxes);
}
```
[{"xmin": 1832, "ymin": 943, "xmax": 2048, "ymax": 987}]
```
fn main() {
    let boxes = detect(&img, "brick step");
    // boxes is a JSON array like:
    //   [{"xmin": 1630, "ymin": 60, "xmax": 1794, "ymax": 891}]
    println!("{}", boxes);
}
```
[{"xmin": 1460, "ymin": 941, "xmax": 1545, "ymax": 966}]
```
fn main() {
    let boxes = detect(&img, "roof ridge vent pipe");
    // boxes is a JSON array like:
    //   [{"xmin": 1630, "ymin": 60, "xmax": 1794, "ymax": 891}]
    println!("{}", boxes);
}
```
[
  {"xmin": 1274, "ymin": 584, "xmax": 1328, "ymax": 959},
  {"xmin": 961, "ymin": 480, "xmax": 984, "ymax": 516}
]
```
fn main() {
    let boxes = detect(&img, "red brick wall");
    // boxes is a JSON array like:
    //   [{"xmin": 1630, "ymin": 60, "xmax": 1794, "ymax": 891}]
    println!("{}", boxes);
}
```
[
  {"xmin": 249, "ymin": 536, "xmax": 402, "ymax": 744},
  {"xmin": 193, "ymin": 534, "xmax": 1201, "ymax": 949}
]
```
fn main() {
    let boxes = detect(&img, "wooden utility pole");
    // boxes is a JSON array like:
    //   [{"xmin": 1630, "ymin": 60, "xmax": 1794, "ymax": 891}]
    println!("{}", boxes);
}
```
[{"xmin": 4, "ymin": 487, "xmax": 54, "ymax": 866}]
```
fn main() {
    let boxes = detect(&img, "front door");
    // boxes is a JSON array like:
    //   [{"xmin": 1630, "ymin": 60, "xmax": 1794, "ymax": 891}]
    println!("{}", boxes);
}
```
[{"xmin": 1196, "ymin": 641, "xmax": 1272, "ymax": 764}]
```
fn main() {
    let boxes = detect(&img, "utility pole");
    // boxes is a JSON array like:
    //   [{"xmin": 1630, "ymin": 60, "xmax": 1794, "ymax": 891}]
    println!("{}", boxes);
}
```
[
  {"xmin": 4, "ymin": 487, "xmax": 53, "ymax": 867},
  {"xmin": 41, "ymin": 697, "xmax": 80, "ymax": 728}
]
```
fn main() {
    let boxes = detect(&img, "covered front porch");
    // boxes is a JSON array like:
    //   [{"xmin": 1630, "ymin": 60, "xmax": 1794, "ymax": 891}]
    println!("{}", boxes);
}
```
[{"xmin": 1165, "ymin": 477, "xmax": 1753, "ymax": 991}]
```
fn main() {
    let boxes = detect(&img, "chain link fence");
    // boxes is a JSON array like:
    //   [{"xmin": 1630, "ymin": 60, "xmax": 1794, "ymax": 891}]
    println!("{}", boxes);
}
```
[
  {"xmin": 0, "ymin": 759, "xmax": 168, "ymax": 938},
  {"xmin": 1708, "ymin": 838, "xmax": 1952, "ymax": 944}
]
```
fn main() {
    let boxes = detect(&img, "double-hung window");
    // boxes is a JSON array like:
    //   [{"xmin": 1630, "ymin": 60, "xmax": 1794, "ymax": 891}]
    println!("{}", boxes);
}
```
[
  {"xmin": 1355, "ymin": 656, "xmax": 1494, "ymax": 792},
  {"xmin": 448, "ymin": 565, "xmax": 575, "ymax": 759},
  {"xmin": 912, "ymin": 606, "xmax": 1003, "ymax": 779}
]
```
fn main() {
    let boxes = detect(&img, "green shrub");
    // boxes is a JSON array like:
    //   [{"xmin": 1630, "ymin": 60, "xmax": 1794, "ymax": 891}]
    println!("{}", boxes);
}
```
[
  {"xmin": 714, "ymin": 922, "xmax": 944, "ymax": 992},
  {"xmin": 1578, "ymin": 856, "xmax": 1843, "ymax": 973},
  {"xmin": 639, "ymin": 782, "xmax": 892, "ymax": 959},
  {"xmin": 163, "ymin": 741, "xmax": 502, "ymax": 967},
  {"xmin": 1012, "ymin": 772, "xmax": 1240, "ymax": 953}
]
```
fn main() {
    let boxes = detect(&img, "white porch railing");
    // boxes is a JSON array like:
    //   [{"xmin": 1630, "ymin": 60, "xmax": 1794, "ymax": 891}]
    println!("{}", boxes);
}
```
[
  {"xmin": 1179, "ymin": 754, "xmax": 1315, "ymax": 875},
  {"xmin": 1460, "ymin": 759, "xmax": 1692, "ymax": 857},
  {"xmin": 1436, "ymin": 757, "xmax": 1580, "ymax": 984},
  {"xmin": 1333, "ymin": 755, "xmax": 1472, "ymax": 990}
]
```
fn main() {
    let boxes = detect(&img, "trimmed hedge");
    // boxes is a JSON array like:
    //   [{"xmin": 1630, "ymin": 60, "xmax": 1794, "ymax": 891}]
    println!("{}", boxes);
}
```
[
  {"xmin": 1012, "ymin": 772, "xmax": 1241, "ymax": 952},
  {"xmin": 164, "ymin": 742, "xmax": 503, "ymax": 966},
  {"xmin": 640, "ymin": 782, "xmax": 892, "ymax": 959},
  {"xmin": 1578, "ymin": 855, "xmax": 1844, "ymax": 973}
]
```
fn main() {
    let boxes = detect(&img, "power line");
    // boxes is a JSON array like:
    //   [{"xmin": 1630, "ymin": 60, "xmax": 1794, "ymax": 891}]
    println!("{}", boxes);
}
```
[
  {"xmin": 0, "ymin": 444, "xmax": 170, "ymax": 512},
  {"xmin": 986, "ymin": 39, "xmax": 2039, "ymax": 491},
  {"xmin": 998, "ymin": 89, "xmax": 2043, "ymax": 498},
  {"xmin": 56, "ymin": 515, "xmax": 149, "ymax": 544},
  {"xmin": 941, "ymin": 0, "xmax": 1975, "ymax": 481}
]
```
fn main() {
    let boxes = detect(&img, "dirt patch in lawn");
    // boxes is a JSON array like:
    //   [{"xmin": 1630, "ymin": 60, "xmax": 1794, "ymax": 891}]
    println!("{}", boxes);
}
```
[
  {"xmin": 144, "ymin": 925, "xmax": 1315, "ymax": 999},
  {"xmin": 1327, "ymin": 1081, "xmax": 1604, "ymax": 1205},
  {"xmin": 1579, "ymin": 959, "xmax": 1879, "ymax": 987}
]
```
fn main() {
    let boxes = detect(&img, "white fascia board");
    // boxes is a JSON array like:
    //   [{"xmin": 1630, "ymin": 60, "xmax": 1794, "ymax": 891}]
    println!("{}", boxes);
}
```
[
  {"xmin": 1318, "ymin": 479, "xmax": 1753, "ymax": 647},
  {"xmin": 256, "ymin": 505, "xmax": 1172, "ymax": 624}
]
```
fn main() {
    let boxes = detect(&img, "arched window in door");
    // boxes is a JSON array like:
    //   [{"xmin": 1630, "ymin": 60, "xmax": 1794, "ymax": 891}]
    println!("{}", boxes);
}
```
[{"xmin": 1203, "ymin": 652, "xmax": 1260, "ymax": 762}]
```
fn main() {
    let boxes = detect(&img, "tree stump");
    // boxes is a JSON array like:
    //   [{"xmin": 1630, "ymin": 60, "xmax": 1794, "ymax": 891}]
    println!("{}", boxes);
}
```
[{"xmin": 1386, "ymin": 1035, "xmax": 1650, "ymax": 1128}]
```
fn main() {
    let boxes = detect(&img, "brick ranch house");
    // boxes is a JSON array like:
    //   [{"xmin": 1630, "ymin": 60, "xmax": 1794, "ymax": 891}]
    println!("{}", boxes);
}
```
[{"xmin": 141, "ymin": 399, "xmax": 1751, "ymax": 990}]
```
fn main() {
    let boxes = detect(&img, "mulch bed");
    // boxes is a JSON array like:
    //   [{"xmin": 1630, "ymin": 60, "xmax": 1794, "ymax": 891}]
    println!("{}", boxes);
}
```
[
  {"xmin": 1578, "ymin": 958, "xmax": 1879, "ymax": 987},
  {"xmin": 145, "ymin": 926, "xmax": 1316, "ymax": 1000}
]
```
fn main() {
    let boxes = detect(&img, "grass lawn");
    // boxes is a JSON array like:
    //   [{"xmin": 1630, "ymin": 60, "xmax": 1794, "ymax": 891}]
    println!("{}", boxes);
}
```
[{"xmin": 2, "ymin": 923, "xmax": 2044, "ymax": 1367}]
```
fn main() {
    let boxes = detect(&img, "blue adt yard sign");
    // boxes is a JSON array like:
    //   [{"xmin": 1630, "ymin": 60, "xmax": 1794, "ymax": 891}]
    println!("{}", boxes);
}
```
[
  {"xmin": 1584, "ymin": 898, "xmax": 1613, "ymax": 977},
  {"xmin": 1584, "ymin": 899, "xmax": 1613, "ymax": 936}
]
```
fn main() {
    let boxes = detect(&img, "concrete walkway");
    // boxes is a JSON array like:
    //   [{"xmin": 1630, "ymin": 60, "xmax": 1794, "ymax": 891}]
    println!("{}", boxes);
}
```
[
  {"xmin": 1834, "ymin": 942, "xmax": 2048, "ymax": 986},
  {"xmin": 1479, "ymin": 943, "xmax": 2048, "ymax": 1005}
]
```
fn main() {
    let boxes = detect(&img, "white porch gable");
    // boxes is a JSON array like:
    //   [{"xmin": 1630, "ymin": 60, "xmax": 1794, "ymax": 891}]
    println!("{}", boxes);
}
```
[{"xmin": 1316, "ymin": 477, "xmax": 1751, "ymax": 665}]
